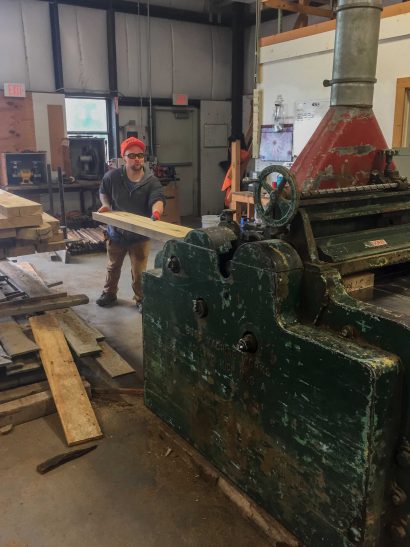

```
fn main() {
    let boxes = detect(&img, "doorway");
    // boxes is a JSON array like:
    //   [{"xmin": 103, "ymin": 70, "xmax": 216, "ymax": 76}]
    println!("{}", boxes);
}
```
[
  {"xmin": 392, "ymin": 77, "xmax": 410, "ymax": 147},
  {"xmin": 154, "ymin": 107, "xmax": 199, "ymax": 217}
]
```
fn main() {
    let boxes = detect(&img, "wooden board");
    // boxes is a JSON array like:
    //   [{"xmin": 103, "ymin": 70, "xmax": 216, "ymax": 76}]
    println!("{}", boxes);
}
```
[
  {"xmin": 48, "ymin": 309, "xmax": 102, "ymax": 357},
  {"xmin": 0, "ymin": 319, "xmax": 39, "ymax": 357},
  {"xmin": 93, "ymin": 211, "xmax": 192, "ymax": 243},
  {"xmin": 0, "ymin": 188, "xmax": 42, "ymax": 218},
  {"xmin": 16, "ymin": 223, "xmax": 52, "ymax": 242},
  {"xmin": 0, "ymin": 293, "xmax": 88, "ymax": 318},
  {"xmin": 0, "ymin": 213, "xmax": 42, "ymax": 229},
  {"xmin": 52, "ymin": 308, "xmax": 105, "ymax": 342},
  {"xmin": 0, "ymin": 380, "xmax": 91, "ymax": 428},
  {"xmin": 48, "ymin": 105, "xmax": 66, "ymax": 171},
  {"xmin": 0, "ymin": 260, "xmax": 52, "ymax": 298},
  {"xmin": 0, "ymin": 228, "xmax": 16, "ymax": 239},
  {"xmin": 42, "ymin": 212, "xmax": 60, "ymax": 233},
  {"xmin": 0, "ymin": 380, "xmax": 49, "ymax": 404},
  {"xmin": 0, "ymin": 92, "xmax": 36, "ymax": 162},
  {"xmin": 29, "ymin": 314, "xmax": 102, "ymax": 446},
  {"xmin": 0, "ymin": 342, "xmax": 12, "ymax": 367},
  {"xmin": 94, "ymin": 341, "xmax": 135, "ymax": 378}
]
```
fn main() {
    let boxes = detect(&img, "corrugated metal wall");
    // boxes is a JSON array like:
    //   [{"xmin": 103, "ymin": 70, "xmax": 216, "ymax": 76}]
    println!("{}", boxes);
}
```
[
  {"xmin": 0, "ymin": 0, "xmax": 232, "ymax": 100},
  {"xmin": 116, "ymin": 14, "xmax": 231, "ymax": 99},
  {"xmin": 0, "ymin": 0, "xmax": 54, "ymax": 92}
]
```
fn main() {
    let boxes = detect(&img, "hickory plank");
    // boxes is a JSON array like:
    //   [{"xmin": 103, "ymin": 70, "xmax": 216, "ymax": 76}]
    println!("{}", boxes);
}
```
[
  {"xmin": 0, "ymin": 188, "xmax": 42, "ymax": 218},
  {"xmin": 93, "ymin": 211, "xmax": 192, "ymax": 242},
  {"xmin": 0, "ymin": 319, "xmax": 39, "ymax": 357},
  {"xmin": 0, "ymin": 294, "xmax": 88, "ymax": 318},
  {"xmin": 48, "ymin": 309, "xmax": 101, "ymax": 357},
  {"xmin": 94, "ymin": 341, "xmax": 135, "ymax": 378},
  {"xmin": 0, "ymin": 380, "xmax": 91, "ymax": 428},
  {"xmin": 0, "ymin": 213, "xmax": 42, "ymax": 229},
  {"xmin": 29, "ymin": 314, "xmax": 102, "ymax": 446}
]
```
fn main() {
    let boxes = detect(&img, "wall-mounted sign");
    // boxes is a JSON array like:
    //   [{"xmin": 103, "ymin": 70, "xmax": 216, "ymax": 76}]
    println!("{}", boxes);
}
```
[
  {"xmin": 4, "ymin": 83, "xmax": 26, "ymax": 98},
  {"xmin": 172, "ymin": 93, "xmax": 188, "ymax": 106}
]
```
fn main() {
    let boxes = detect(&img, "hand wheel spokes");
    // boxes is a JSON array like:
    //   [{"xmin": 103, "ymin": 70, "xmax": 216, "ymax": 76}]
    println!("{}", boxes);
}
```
[{"xmin": 253, "ymin": 165, "xmax": 299, "ymax": 228}]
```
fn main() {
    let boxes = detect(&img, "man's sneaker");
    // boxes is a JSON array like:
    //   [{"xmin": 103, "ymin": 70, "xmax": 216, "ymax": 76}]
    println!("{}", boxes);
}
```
[{"xmin": 96, "ymin": 292, "xmax": 117, "ymax": 307}]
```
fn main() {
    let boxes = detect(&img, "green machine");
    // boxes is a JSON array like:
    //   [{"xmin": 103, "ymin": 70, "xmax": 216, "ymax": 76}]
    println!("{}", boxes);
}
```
[{"xmin": 143, "ymin": 1, "xmax": 410, "ymax": 545}]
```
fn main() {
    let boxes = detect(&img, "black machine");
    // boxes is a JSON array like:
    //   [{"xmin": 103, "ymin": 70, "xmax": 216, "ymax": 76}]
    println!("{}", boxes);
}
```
[
  {"xmin": 0, "ymin": 152, "xmax": 47, "ymax": 185},
  {"xmin": 69, "ymin": 137, "xmax": 106, "ymax": 181}
]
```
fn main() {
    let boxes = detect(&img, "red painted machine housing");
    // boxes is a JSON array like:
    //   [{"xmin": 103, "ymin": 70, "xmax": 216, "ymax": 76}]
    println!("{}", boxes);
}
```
[{"xmin": 291, "ymin": 106, "xmax": 390, "ymax": 192}]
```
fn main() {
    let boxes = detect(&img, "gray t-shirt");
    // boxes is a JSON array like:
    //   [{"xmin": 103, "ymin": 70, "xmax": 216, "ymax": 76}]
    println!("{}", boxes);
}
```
[{"xmin": 100, "ymin": 166, "xmax": 165, "ymax": 243}]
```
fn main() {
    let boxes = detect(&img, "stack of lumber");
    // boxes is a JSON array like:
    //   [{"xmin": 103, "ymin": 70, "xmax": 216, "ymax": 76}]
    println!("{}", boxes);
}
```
[
  {"xmin": 0, "ymin": 189, "xmax": 65, "ymax": 257},
  {"xmin": 0, "ymin": 260, "xmax": 88, "ymax": 317},
  {"xmin": 0, "ymin": 261, "xmax": 136, "ymax": 444}
]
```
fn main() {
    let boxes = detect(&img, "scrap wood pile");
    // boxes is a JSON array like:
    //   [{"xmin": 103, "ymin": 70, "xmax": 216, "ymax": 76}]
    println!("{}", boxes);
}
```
[
  {"xmin": 0, "ymin": 261, "xmax": 135, "ymax": 446},
  {"xmin": 0, "ymin": 189, "xmax": 65, "ymax": 258}
]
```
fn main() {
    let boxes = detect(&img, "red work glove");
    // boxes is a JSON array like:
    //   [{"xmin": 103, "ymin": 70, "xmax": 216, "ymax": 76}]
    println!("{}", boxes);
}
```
[
  {"xmin": 151, "ymin": 211, "xmax": 161, "ymax": 221},
  {"xmin": 98, "ymin": 206, "xmax": 111, "ymax": 213}
]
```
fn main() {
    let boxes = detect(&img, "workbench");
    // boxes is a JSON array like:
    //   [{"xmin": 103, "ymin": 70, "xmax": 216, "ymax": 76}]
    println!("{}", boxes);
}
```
[{"xmin": 3, "ymin": 181, "xmax": 100, "ymax": 214}]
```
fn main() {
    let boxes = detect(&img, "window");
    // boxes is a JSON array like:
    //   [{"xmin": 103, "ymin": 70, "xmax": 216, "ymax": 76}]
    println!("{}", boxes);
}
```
[{"xmin": 65, "ymin": 98, "xmax": 109, "ymax": 179}]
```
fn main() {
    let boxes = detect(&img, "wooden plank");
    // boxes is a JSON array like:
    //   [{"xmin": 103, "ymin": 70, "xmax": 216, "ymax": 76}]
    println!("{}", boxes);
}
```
[
  {"xmin": 0, "ymin": 319, "xmax": 39, "ymax": 357},
  {"xmin": 48, "ymin": 105, "xmax": 66, "ymax": 171},
  {"xmin": 94, "ymin": 341, "xmax": 135, "ymax": 378},
  {"xmin": 52, "ymin": 308, "xmax": 105, "ymax": 342},
  {"xmin": 16, "ymin": 222, "xmax": 52, "ymax": 242},
  {"xmin": 392, "ymin": 77, "xmax": 410, "ymax": 147},
  {"xmin": 262, "ymin": 0, "xmax": 333, "ymax": 18},
  {"xmin": 0, "ymin": 380, "xmax": 49, "ymax": 404},
  {"xmin": 93, "ymin": 211, "xmax": 192, "ymax": 243},
  {"xmin": 0, "ymin": 293, "xmax": 89, "ymax": 318},
  {"xmin": 5, "ymin": 244, "xmax": 36, "ymax": 257},
  {"xmin": 0, "ymin": 213, "xmax": 42, "ymax": 229},
  {"xmin": 29, "ymin": 314, "xmax": 102, "ymax": 446},
  {"xmin": 0, "ymin": 380, "xmax": 91, "ymax": 428},
  {"xmin": 0, "ymin": 188, "xmax": 42, "ymax": 218},
  {"xmin": 6, "ymin": 355, "xmax": 42, "ymax": 376},
  {"xmin": 260, "ymin": 1, "xmax": 410, "ymax": 47},
  {"xmin": 42, "ymin": 212, "xmax": 60, "ymax": 233},
  {"xmin": 0, "ymin": 342, "xmax": 12, "ymax": 367},
  {"xmin": 0, "ymin": 260, "xmax": 52, "ymax": 298},
  {"xmin": 231, "ymin": 140, "xmax": 241, "ymax": 194},
  {"xmin": 48, "ymin": 310, "xmax": 101, "ymax": 357},
  {"xmin": 0, "ymin": 228, "xmax": 16, "ymax": 239}
]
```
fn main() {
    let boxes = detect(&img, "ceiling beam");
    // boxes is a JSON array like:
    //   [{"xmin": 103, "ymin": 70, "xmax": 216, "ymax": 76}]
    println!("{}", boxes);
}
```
[
  {"xmin": 262, "ymin": 0, "xmax": 333, "ymax": 18},
  {"xmin": 35, "ymin": 0, "xmax": 231, "ymax": 26}
]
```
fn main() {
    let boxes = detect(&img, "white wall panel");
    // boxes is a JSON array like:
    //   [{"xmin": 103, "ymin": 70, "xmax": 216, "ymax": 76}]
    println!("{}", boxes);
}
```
[
  {"xmin": 259, "ymin": 13, "xmax": 410, "ymax": 148},
  {"xmin": 0, "ymin": 0, "xmax": 54, "ymax": 92},
  {"xmin": 150, "ymin": 19, "xmax": 173, "ymax": 97},
  {"xmin": 117, "ymin": 14, "xmax": 231, "ymax": 101},
  {"xmin": 172, "ymin": 21, "xmax": 213, "ymax": 99},
  {"xmin": 59, "ymin": 5, "xmax": 109, "ymax": 93},
  {"xmin": 116, "ymin": 12, "xmax": 150, "ymax": 98},
  {"xmin": 211, "ymin": 27, "xmax": 231, "ymax": 99}
]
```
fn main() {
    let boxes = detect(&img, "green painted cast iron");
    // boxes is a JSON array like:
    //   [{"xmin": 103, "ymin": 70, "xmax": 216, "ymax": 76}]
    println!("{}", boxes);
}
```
[{"xmin": 143, "ymin": 168, "xmax": 410, "ymax": 546}]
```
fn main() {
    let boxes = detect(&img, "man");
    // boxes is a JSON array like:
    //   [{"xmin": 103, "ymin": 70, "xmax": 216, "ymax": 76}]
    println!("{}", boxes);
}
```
[{"xmin": 96, "ymin": 136, "xmax": 165, "ymax": 311}]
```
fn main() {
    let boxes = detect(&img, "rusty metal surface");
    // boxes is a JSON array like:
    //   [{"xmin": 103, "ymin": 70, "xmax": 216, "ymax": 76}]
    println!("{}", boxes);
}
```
[{"xmin": 290, "ymin": 107, "xmax": 389, "ymax": 191}]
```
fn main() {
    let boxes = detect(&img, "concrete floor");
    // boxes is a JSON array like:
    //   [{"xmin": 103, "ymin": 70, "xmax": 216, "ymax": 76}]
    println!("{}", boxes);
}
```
[{"xmin": 1, "ymin": 248, "xmax": 271, "ymax": 547}]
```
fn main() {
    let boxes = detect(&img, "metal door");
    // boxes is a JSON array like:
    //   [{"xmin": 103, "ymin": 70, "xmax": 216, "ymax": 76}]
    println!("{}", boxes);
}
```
[{"xmin": 154, "ymin": 107, "xmax": 199, "ymax": 217}]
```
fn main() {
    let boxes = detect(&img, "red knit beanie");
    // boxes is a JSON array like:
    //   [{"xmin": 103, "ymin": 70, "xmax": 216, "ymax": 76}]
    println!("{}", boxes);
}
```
[{"xmin": 120, "ymin": 137, "xmax": 146, "ymax": 157}]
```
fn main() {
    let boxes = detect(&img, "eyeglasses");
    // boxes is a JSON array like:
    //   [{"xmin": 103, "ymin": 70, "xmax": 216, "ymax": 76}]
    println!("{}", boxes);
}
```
[{"xmin": 125, "ymin": 153, "xmax": 145, "ymax": 160}]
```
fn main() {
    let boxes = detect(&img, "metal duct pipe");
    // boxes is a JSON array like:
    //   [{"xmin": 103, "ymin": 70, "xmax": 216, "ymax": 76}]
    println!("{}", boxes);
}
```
[{"xmin": 326, "ymin": 0, "xmax": 383, "ymax": 107}]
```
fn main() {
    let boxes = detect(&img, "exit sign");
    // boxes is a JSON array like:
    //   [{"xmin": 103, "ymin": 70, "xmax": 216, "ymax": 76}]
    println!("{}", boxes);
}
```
[
  {"xmin": 172, "ymin": 93, "xmax": 188, "ymax": 106},
  {"xmin": 4, "ymin": 83, "xmax": 26, "ymax": 98}
]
